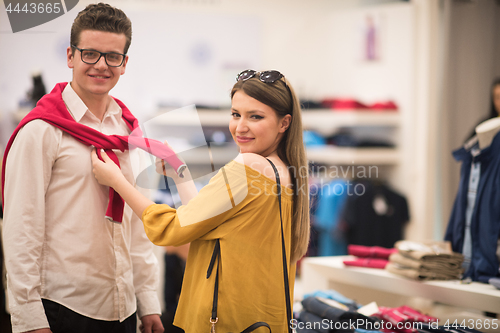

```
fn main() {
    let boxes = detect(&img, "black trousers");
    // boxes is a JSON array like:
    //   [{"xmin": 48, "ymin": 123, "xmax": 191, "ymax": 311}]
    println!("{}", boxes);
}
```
[
  {"xmin": 42, "ymin": 299, "xmax": 137, "ymax": 333},
  {"xmin": 161, "ymin": 253, "xmax": 185, "ymax": 333}
]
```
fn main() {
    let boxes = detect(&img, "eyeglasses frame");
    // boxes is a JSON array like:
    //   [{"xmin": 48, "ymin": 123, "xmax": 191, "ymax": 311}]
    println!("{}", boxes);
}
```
[{"xmin": 71, "ymin": 45, "xmax": 126, "ymax": 67}]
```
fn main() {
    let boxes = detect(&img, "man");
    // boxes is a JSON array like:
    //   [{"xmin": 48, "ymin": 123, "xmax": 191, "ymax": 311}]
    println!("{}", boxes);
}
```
[{"xmin": 2, "ymin": 3, "xmax": 164, "ymax": 333}]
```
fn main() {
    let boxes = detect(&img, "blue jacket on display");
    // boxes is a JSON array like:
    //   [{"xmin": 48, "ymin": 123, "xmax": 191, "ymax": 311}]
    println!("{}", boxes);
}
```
[
  {"xmin": 313, "ymin": 180, "xmax": 349, "ymax": 256},
  {"xmin": 445, "ymin": 132, "xmax": 500, "ymax": 282}
]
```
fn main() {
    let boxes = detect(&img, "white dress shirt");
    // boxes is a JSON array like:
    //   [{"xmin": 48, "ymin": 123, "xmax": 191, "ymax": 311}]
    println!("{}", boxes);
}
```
[{"xmin": 3, "ymin": 83, "xmax": 161, "ymax": 333}]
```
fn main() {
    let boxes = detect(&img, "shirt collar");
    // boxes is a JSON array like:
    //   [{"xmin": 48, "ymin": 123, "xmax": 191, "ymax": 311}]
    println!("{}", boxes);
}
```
[
  {"xmin": 62, "ymin": 82, "xmax": 122, "ymax": 123},
  {"xmin": 477, "ymin": 130, "xmax": 500, "ymax": 162},
  {"xmin": 453, "ymin": 131, "xmax": 500, "ymax": 163}
]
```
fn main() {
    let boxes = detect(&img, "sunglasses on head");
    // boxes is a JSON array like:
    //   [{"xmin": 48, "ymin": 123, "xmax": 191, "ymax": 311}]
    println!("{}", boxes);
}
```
[
  {"xmin": 236, "ymin": 69, "xmax": 285, "ymax": 83},
  {"xmin": 236, "ymin": 69, "xmax": 293, "ymax": 115}
]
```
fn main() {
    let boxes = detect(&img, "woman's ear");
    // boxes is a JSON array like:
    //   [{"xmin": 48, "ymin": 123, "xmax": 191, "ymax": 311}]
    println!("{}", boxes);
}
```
[{"xmin": 279, "ymin": 114, "xmax": 292, "ymax": 133}]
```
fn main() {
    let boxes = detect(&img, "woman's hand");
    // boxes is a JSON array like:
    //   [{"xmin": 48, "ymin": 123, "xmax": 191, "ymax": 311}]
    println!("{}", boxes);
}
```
[
  {"xmin": 91, "ymin": 148, "xmax": 126, "ymax": 188},
  {"xmin": 155, "ymin": 157, "xmax": 178, "ymax": 179},
  {"xmin": 153, "ymin": 142, "xmax": 197, "ymax": 205},
  {"xmin": 154, "ymin": 141, "xmax": 186, "ymax": 180}
]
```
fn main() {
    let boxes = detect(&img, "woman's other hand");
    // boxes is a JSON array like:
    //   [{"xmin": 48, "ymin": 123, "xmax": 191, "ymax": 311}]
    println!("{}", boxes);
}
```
[
  {"xmin": 155, "ymin": 141, "xmax": 186, "ymax": 179},
  {"xmin": 155, "ymin": 157, "xmax": 178, "ymax": 178}
]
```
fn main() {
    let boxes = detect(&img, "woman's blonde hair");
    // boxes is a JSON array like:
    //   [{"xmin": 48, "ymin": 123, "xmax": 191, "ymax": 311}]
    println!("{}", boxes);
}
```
[{"xmin": 231, "ymin": 74, "xmax": 310, "ymax": 262}]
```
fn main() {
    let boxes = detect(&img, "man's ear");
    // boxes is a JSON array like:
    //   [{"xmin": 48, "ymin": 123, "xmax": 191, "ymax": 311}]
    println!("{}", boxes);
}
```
[
  {"xmin": 67, "ymin": 46, "xmax": 74, "ymax": 69},
  {"xmin": 279, "ymin": 114, "xmax": 292, "ymax": 133},
  {"xmin": 120, "ymin": 55, "xmax": 129, "ymax": 75}
]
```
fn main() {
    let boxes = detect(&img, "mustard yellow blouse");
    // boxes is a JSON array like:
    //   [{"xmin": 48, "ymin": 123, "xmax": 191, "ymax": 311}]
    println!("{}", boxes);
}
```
[{"xmin": 141, "ymin": 160, "xmax": 295, "ymax": 333}]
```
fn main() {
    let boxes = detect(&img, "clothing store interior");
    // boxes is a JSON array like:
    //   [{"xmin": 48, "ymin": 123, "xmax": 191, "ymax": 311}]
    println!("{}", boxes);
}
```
[{"xmin": 1, "ymin": 0, "xmax": 500, "ymax": 332}]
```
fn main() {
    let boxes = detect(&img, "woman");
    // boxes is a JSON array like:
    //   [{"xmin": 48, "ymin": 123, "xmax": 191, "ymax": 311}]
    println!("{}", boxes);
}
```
[{"xmin": 91, "ymin": 70, "xmax": 310, "ymax": 332}]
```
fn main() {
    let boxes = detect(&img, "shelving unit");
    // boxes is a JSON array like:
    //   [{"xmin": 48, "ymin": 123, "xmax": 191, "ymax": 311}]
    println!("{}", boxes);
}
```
[
  {"xmin": 306, "ymin": 146, "xmax": 399, "ymax": 165},
  {"xmin": 154, "ymin": 108, "xmax": 232, "ymax": 127},
  {"xmin": 13, "ymin": 107, "xmax": 401, "ymax": 167},
  {"xmin": 151, "ymin": 108, "xmax": 401, "ymax": 166},
  {"xmin": 301, "ymin": 256, "xmax": 500, "ymax": 315},
  {"xmin": 12, "ymin": 106, "xmax": 401, "ymax": 176},
  {"xmin": 177, "ymin": 145, "xmax": 238, "ymax": 165},
  {"xmin": 154, "ymin": 108, "xmax": 400, "ymax": 129},
  {"xmin": 301, "ymin": 109, "xmax": 400, "ymax": 166},
  {"xmin": 301, "ymin": 110, "xmax": 400, "ymax": 133}
]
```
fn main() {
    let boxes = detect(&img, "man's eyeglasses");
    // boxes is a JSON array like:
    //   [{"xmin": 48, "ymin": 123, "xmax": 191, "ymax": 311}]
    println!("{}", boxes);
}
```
[
  {"xmin": 236, "ymin": 69, "xmax": 284, "ymax": 83},
  {"xmin": 71, "ymin": 45, "xmax": 126, "ymax": 67}
]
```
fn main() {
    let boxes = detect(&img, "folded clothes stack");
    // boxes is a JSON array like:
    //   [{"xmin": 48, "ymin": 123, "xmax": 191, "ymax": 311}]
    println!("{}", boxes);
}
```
[
  {"xmin": 348, "ymin": 245, "xmax": 398, "ymax": 259},
  {"xmin": 297, "ymin": 296, "xmax": 381, "ymax": 333},
  {"xmin": 489, "ymin": 277, "xmax": 500, "ymax": 289},
  {"xmin": 295, "ymin": 290, "xmax": 488, "ymax": 333},
  {"xmin": 373, "ymin": 305, "xmax": 438, "ymax": 333},
  {"xmin": 385, "ymin": 241, "xmax": 464, "ymax": 281},
  {"xmin": 319, "ymin": 98, "xmax": 398, "ymax": 111},
  {"xmin": 343, "ymin": 245, "xmax": 398, "ymax": 269}
]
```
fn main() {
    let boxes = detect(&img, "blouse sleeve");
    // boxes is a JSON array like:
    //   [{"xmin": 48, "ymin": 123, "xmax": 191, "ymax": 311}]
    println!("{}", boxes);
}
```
[{"xmin": 141, "ymin": 161, "xmax": 251, "ymax": 246}]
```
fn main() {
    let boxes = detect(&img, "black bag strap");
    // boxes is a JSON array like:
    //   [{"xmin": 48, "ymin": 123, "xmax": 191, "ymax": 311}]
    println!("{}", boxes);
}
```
[
  {"xmin": 206, "ymin": 159, "xmax": 293, "ymax": 333},
  {"xmin": 266, "ymin": 158, "xmax": 293, "ymax": 333},
  {"xmin": 206, "ymin": 240, "xmax": 271, "ymax": 333},
  {"xmin": 206, "ymin": 239, "xmax": 220, "ymax": 324}
]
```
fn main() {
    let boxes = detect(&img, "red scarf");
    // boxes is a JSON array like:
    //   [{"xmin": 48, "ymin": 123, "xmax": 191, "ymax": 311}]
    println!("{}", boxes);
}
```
[{"xmin": 1, "ymin": 82, "xmax": 184, "ymax": 223}]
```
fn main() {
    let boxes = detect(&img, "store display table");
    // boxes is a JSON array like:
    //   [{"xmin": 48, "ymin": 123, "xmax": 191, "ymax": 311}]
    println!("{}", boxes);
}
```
[{"xmin": 301, "ymin": 256, "xmax": 500, "ymax": 314}]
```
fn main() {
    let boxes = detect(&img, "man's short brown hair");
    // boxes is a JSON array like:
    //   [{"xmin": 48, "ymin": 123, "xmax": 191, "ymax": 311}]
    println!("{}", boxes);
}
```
[{"xmin": 70, "ymin": 3, "xmax": 132, "ymax": 54}]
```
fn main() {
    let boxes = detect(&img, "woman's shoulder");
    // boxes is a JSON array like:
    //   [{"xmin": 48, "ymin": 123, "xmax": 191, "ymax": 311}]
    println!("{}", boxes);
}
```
[
  {"xmin": 234, "ymin": 153, "xmax": 273, "ymax": 179},
  {"xmin": 234, "ymin": 153, "xmax": 290, "ymax": 186}
]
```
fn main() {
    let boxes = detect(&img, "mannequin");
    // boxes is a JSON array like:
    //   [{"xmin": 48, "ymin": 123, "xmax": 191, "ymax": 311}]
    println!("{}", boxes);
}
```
[
  {"xmin": 475, "ymin": 117, "xmax": 500, "ymax": 149},
  {"xmin": 474, "ymin": 116, "xmax": 500, "ymax": 272}
]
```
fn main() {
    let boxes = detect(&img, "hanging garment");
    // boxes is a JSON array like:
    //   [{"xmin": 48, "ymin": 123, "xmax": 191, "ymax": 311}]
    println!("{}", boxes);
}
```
[
  {"xmin": 445, "ymin": 133, "xmax": 500, "ymax": 282},
  {"xmin": 342, "ymin": 180, "xmax": 409, "ymax": 248},
  {"xmin": 313, "ymin": 179, "xmax": 349, "ymax": 256},
  {"xmin": 307, "ymin": 178, "xmax": 323, "ymax": 257}
]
